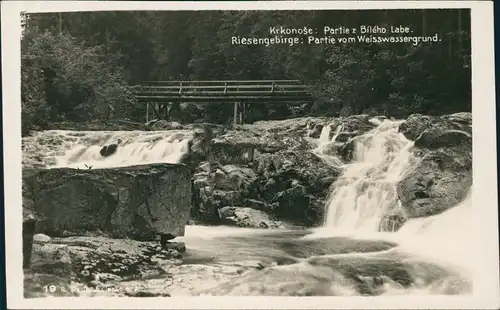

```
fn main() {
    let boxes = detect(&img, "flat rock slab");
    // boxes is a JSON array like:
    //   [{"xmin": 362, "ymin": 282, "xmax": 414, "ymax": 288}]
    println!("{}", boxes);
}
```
[
  {"xmin": 23, "ymin": 163, "xmax": 191, "ymax": 240},
  {"xmin": 24, "ymin": 236, "xmax": 176, "ymax": 298}
]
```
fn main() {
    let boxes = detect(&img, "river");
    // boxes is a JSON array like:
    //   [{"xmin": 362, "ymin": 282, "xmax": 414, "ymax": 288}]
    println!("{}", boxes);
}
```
[{"xmin": 22, "ymin": 119, "xmax": 472, "ymax": 296}]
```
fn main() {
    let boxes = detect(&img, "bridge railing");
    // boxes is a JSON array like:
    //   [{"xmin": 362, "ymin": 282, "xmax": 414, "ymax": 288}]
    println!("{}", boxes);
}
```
[{"xmin": 133, "ymin": 80, "xmax": 311, "ymax": 99}]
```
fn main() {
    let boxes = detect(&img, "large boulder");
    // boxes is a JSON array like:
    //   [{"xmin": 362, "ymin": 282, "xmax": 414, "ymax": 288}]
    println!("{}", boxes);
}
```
[
  {"xmin": 337, "ymin": 114, "xmax": 376, "ymax": 142},
  {"xmin": 253, "ymin": 150, "xmax": 340, "ymax": 226},
  {"xmin": 188, "ymin": 118, "xmax": 342, "ymax": 227},
  {"xmin": 191, "ymin": 162, "xmax": 257, "ymax": 223},
  {"xmin": 415, "ymin": 129, "xmax": 471, "ymax": 150},
  {"xmin": 397, "ymin": 147, "xmax": 472, "ymax": 218},
  {"xmin": 22, "ymin": 164, "xmax": 191, "ymax": 240},
  {"xmin": 397, "ymin": 113, "xmax": 472, "ymax": 218},
  {"xmin": 399, "ymin": 113, "xmax": 472, "ymax": 141}
]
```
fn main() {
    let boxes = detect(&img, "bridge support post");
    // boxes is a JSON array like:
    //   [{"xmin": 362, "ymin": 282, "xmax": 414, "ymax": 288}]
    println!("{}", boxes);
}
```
[
  {"xmin": 242, "ymin": 103, "xmax": 246, "ymax": 124},
  {"xmin": 233, "ymin": 101, "xmax": 238, "ymax": 126},
  {"xmin": 146, "ymin": 102, "xmax": 149, "ymax": 123},
  {"xmin": 239, "ymin": 103, "xmax": 243, "ymax": 124}
]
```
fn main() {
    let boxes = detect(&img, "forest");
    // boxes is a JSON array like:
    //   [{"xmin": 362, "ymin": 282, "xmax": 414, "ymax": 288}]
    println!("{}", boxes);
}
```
[{"xmin": 21, "ymin": 9, "xmax": 471, "ymax": 134}]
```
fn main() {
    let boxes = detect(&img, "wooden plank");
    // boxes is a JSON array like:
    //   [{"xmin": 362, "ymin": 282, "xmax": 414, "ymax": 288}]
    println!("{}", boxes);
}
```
[
  {"xmin": 135, "ymin": 91, "xmax": 309, "ymax": 96},
  {"xmin": 139, "ymin": 79, "xmax": 301, "ymax": 83},
  {"xmin": 136, "ymin": 94, "xmax": 312, "ymax": 99},
  {"xmin": 135, "ymin": 95, "xmax": 313, "ymax": 102},
  {"xmin": 135, "ymin": 85, "xmax": 308, "ymax": 91}
]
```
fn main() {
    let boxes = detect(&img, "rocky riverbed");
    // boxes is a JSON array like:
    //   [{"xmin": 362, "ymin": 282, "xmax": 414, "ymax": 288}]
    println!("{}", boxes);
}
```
[
  {"xmin": 182, "ymin": 113, "xmax": 472, "ymax": 228},
  {"xmin": 22, "ymin": 113, "xmax": 473, "ymax": 297},
  {"xmin": 24, "ymin": 233, "xmax": 185, "ymax": 297}
]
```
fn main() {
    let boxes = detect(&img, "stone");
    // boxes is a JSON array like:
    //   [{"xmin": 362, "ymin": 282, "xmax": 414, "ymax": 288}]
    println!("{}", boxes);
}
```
[
  {"xmin": 397, "ymin": 122, "xmax": 472, "ymax": 218},
  {"xmin": 415, "ymin": 129, "xmax": 471, "ymax": 150},
  {"xmin": 341, "ymin": 114, "xmax": 376, "ymax": 136},
  {"xmin": 100, "ymin": 143, "xmax": 118, "ymax": 157},
  {"xmin": 163, "ymin": 242, "xmax": 186, "ymax": 253},
  {"xmin": 141, "ymin": 249, "xmax": 157, "ymax": 256},
  {"xmin": 396, "ymin": 113, "xmax": 472, "ymax": 218},
  {"xmin": 399, "ymin": 113, "xmax": 472, "ymax": 141},
  {"xmin": 337, "ymin": 138, "xmax": 357, "ymax": 162},
  {"xmin": 212, "ymin": 165, "xmax": 257, "ymax": 191},
  {"xmin": 441, "ymin": 112, "xmax": 472, "ymax": 125},
  {"xmin": 125, "ymin": 291, "xmax": 171, "ymax": 297},
  {"xmin": 244, "ymin": 199, "xmax": 268, "ymax": 211},
  {"xmin": 397, "ymin": 148, "xmax": 472, "ymax": 218},
  {"xmin": 218, "ymin": 207, "xmax": 284, "ymax": 229},
  {"xmin": 95, "ymin": 272, "xmax": 123, "ymax": 283},
  {"xmin": 27, "ymin": 236, "xmax": 166, "ymax": 288},
  {"xmin": 398, "ymin": 114, "xmax": 435, "ymax": 141},
  {"xmin": 33, "ymin": 233, "xmax": 51, "ymax": 243},
  {"xmin": 22, "ymin": 164, "xmax": 191, "ymax": 240},
  {"xmin": 30, "ymin": 243, "xmax": 73, "ymax": 277},
  {"xmin": 379, "ymin": 214, "xmax": 406, "ymax": 232}
]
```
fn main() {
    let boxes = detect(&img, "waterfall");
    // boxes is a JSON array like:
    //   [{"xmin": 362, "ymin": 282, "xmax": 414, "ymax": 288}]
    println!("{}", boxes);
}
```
[
  {"xmin": 22, "ymin": 130, "xmax": 193, "ymax": 169},
  {"xmin": 319, "ymin": 118, "xmax": 474, "ymax": 273},
  {"xmin": 323, "ymin": 119, "xmax": 415, "ymax": 232},
  {"xmin": 318, "ymin": 124, "xmax": 332, "ymax": 145}
]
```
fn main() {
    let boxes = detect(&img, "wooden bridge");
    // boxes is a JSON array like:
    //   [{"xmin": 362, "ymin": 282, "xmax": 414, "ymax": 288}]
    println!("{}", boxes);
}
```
[{"xmin": 132, "ymin": 80, "xmax": 313, "ymax": 125}]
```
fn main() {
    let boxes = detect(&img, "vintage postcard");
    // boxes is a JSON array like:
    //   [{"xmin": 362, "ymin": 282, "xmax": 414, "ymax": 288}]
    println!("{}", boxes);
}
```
[{"xmin": 2, "ymin": 1, "xmax": 499, "ymax": 309}]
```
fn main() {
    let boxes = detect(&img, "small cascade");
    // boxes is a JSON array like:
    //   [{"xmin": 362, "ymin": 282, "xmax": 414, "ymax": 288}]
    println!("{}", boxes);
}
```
[
  {"xmin": 22, "ymin": 130, "xmax": 193, "ymax": 169},
  {"xmin": 313, "ymin": 123, "xmax": 344, "ymax": 167},
  {"xmin": 317, "ymin": 124, "xmax": 332, "ymax": 145},
  {"xmin": 323, "ymin": 119, "xmax": 415, "ymax": 232}
]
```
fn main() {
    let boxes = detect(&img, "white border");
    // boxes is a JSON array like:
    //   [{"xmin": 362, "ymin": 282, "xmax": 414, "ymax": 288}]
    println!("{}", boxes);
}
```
[{"xmin": 2, "ymin": 1, "xmax": 499, "ymax": 309}]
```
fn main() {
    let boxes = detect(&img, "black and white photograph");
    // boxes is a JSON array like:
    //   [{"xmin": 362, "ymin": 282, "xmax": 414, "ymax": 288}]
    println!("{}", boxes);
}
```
[{"xmin": 2, "ymin": 1, "xmax": 499, "ymax": 309}]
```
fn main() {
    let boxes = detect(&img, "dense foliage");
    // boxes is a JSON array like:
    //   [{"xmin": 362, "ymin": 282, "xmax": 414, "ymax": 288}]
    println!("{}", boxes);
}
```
[{"xmin": 21, "ymin": 9, "xmax": 471, "ymax": 133}]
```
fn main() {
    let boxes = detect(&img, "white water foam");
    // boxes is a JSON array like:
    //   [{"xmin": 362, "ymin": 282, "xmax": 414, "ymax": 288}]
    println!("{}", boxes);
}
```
[
  {"xmin": 22, "ymin": 130, "xmax": 193, "ymax": 169},
  {"xmin": 394, "ymin": 189, "xmax": 473, "ymax": 273},
  {"xmin": 323, "ymin": 119, "xmax": 415, "ymax": 232},
  {"xmin": 306, "ymin": 119, "xmax": 473, "ymax": 295}
]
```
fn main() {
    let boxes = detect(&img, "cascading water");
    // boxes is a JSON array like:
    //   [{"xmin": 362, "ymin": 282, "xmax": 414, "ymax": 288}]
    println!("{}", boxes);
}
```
[
  {"xmin": 323, "ymin": 119, "xmax": 415, "ymax": 232},
  {"xmin": 303, "ymin": 118, "xmax": 473, "ymax": 295},
  {"xmin": 22, "ymin": 120, "xmax": 474, "ymax": 297},
  {"xmin": 22, "ymin": 130, "xmax": 193, "ymax": 169},
  {"xmin": 313, "ymin": 123, "xmax": 344, "ymax": 167},
  {"xmin": 394, "ymin": 189, "xmax": 473, "ymax": 273}
]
